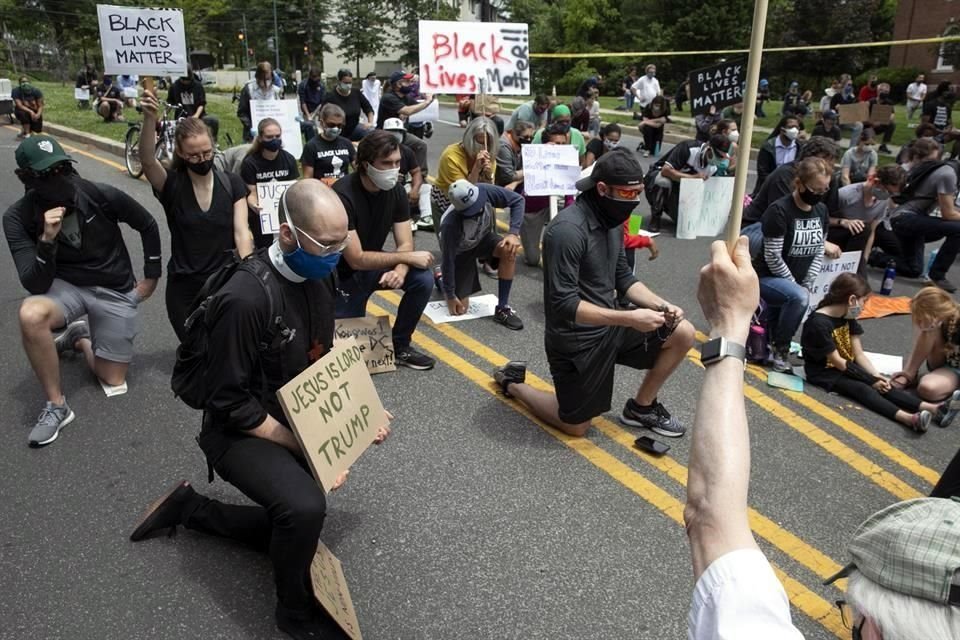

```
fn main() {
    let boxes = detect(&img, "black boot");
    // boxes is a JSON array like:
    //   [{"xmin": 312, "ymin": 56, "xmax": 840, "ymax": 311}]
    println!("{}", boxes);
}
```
[
  {"xmin": 129, "ymin": 480, "xmax": 196, "ymax": 541},
  {"xmin": 648, "ymin": 213, "xmax": 662, "ymax": 233}
]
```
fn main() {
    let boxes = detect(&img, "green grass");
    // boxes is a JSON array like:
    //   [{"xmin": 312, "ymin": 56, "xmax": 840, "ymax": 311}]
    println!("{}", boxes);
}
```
[{"xmin": 19, "ymin": 81, "xmax": 245, "ymax": 147}]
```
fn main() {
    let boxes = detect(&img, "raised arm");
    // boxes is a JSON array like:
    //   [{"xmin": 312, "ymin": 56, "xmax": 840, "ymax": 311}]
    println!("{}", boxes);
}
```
[{"xmin": 138, "ymin": 91, "xmax": 168, "ymax": 192}]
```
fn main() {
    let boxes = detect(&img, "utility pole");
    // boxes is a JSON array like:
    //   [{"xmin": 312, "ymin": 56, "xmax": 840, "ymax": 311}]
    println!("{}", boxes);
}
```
[
  {"xmin": 242, "ymin": 13, "xmax": 250, "ymax": 78},
  {"xmin": 272, "ymin": 0, "xmax": 281, "ymax": 71}
]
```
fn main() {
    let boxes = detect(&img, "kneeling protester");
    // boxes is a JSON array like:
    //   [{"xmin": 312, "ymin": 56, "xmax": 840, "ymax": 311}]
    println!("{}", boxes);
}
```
[{"xmin": 439, "ymin": 179, "xmax": 525, "ymax": 330}]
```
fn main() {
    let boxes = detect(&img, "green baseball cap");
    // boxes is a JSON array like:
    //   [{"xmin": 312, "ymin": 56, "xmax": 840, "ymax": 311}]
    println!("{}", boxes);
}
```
[
  {"xmin": 824, "ymin": 497, "xmax": 960, "ymax": 606},
  {"xmin": 15, "ymin": 135, "xmax": 74, "ymax": 172}
]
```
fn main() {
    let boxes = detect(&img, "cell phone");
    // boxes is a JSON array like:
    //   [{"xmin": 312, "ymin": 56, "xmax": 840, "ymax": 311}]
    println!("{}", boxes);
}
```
[{"xmin": 634, "ymin": 436, "xmax": 670, "ymax": 456}]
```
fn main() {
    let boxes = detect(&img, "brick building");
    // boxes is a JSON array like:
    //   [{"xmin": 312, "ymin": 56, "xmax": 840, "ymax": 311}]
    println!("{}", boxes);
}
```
[{"xmin": 889, "ymin": 0, "xmax": 959, "ymax": 85}]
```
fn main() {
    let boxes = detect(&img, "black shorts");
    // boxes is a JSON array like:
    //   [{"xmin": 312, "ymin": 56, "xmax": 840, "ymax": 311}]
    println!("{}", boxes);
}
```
[
  {"xmin": 452, "ymin": 232, "xmax": 502, "ymax": 300},
  {"xmin": 548, "ymin": 326, "xmax": 667, "ymax": 424},
  {"xmin": 15, "ymin": 109, "xmax": 42, "ymax": 132}
]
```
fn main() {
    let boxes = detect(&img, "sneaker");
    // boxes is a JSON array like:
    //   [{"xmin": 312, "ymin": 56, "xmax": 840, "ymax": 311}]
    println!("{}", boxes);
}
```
[
  {"xmin": 493, "ymin": 306, "xmax": 523, "ymax": 330},
  {"xmin": 54, "ymin": 319, "xmax": 90, "ymax": 355},
  {"xmin": 878, "ymin": 144, "xmax": 891, "ymax": 154},
  {"xmin": 642, "ymin": 150, "xmax": 650, "ymax": 158},
  {"xmin": 936, "ymin": 390, "xmax": 960, "ymax": 428},
  {"xmin": 493, "ymin": 361, "xmax": 526, "ymax": 397},
  {"xmin": 410, "ymin": 219, "xmax": 418, "ymax": 233},
  {"xmin": 129, "ymin": 480, "xmax": 196, "ymax": 541},
  {"xmin": 28, "ymin": 399, "xmax": 75, "ymax": 447},
  {"xmin": 910, "ymin": 410, "xmax": 932, "ymax": 433},
  {"xmin": 396, "ymin": 346, "xmax": 435, "ymax": 370},
  {"xmin": 908, "ymin": 123, "xmax": 918, "ymax": 129},
  {"xmin": 480, "ymin": 260, "xmax": 499, "ymax": 279},
  {"xmin": 416, "ymin": 214, "xmax": 434, "ymax": 230},
  {"xmin": 620, "ymin": 398, "xmax": 686, "ymax": 437},
  {"xmin": 924, "ymin": 276, "xmax": 958, "ymax": 293},
  {"xmin": 770, "ymin": 347, "xmax": 792, "ymax": 373}
]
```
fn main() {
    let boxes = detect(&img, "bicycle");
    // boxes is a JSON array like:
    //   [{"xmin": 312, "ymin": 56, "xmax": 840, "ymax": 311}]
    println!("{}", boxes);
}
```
[{"xmin": 124, "ymin": 101, "xmax": 182, "ymax": 179}]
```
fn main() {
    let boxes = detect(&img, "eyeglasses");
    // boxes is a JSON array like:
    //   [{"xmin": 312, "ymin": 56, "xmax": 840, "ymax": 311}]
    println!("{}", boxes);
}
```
[
  {"xmin": 293, "ymin": 224, "xmax": 350, "ymax": 256},
  {"xmin": 184, "ymin": 150, "xmax": 214, "ymax": 163},
  {"xmin": 835, "ymin": 600, "xmax": 865, "ymax": 638}
]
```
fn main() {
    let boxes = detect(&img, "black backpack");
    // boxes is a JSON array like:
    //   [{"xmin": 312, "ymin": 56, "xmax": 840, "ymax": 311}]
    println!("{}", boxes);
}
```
[
  {"xmin": 893, "ymin": 160, "xmax": 946, "ymax": 205},
  {"xmin": 171, "ymin": 252, "xmax": 294, "ymax": 410}
]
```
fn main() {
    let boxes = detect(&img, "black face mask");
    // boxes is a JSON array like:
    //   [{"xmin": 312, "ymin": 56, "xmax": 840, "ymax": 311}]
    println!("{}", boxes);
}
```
[
  {"xmin": 37, "ymin": 173, "xmax": 79, "ymax": 208},
  {"xmin": 595, "ymin": 193, "xmax": 638, "ymax": 229},
  {"xmin": 798, "ymin": 188, "xmax": 824, "ymax": 206},
  {"xmin": 186, "ymin": 159, "xmax": 214, "ymax": 176}
]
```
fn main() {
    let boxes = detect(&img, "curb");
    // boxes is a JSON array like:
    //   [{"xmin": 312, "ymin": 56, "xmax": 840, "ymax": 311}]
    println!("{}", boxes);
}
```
[{"xmin": 44, "ymin": 121, "xmax": 126, "ymax": 159}]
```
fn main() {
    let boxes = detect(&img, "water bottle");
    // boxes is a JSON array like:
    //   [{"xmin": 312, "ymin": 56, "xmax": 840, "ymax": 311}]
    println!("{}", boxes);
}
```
[
  {"xmin": 880, "ymin": 261, "xmax": 896, "ymax": 295},
  {"xmin": 432, "ymin": 264, "xmax": 443, "ymax": 292},
  {"xmin": 923, "ymin": 249, "xmax": 939, "ymax": 278}
]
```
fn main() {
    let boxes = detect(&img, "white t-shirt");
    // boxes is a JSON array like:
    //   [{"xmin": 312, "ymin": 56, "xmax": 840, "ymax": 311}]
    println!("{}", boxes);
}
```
[
  {"xmin": 906, "ymin": 81, "xmax": 927, "ymax": 102},
  {"xmin": 688, "ymin": 548, "xmax": 805, "ymax": 640},
  {"xmin": 632, "ymin": 76, "xmax": 661, "ymax": 107}
]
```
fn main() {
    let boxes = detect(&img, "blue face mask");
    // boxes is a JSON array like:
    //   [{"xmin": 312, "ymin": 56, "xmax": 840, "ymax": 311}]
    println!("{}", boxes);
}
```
[
  {"xmin": 282, "ymin": 226, "xmax": 342, "ymax": 280},
  {"xmin": 262, "ymin": 138, "xmax": 283, "ymax": 152}
]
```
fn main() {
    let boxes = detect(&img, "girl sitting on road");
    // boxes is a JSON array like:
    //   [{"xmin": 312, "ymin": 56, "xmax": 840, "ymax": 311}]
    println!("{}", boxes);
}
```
[
  {"xmin": 802, "ymin": 273, "xmax": 945, "ymax": 433},
  {"xmin": 891, "ymin": 288, "xmax": 960, "ymax": 423}
]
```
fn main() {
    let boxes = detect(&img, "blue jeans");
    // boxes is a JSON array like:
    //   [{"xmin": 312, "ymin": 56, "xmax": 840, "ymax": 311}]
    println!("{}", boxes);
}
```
[
  {"xmin": 334, "ymin": 267, "xmax": 433, "ymax": 351},
  {"xmin": 624, "ymin": 90, "xmax": 635, "ymax": 110},
  {"xmin": 759, "ymin": 277, "xmax": 810, "ymax": 348}
]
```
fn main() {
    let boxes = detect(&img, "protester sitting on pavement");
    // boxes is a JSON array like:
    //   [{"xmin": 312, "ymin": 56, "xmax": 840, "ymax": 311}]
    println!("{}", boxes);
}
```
[
  {"xmin": 532, "ymin": 104, "xmax": 587, "ymax": 166},
  {"xmin": 4, "ymin": 136, "xmax": 161, "ymax": 447},
  {"xmin": 496, "ymin": 119, "xmax": 534, "ymax": 191},
  {"xmin": 802, "ymin": 273, "xmax": 941, "ymax": 433},
  {"xmin": 300, "ymin": 103, "xmax": 355, "ymax": 186},
  {"xmin": 754, "ymin": 115, "xmax": 801, "ymax": 196},
  {"xmin": 754, "ymin": 157, "xmax": 831, "ymax": 373},
  {"xmin": 637, "ymin": 95, "xmax": 670, "ymax": 157},
  {"xmin": 333, "ymin": 131, "xmax": 436, "ymax": 370},
  {"xmin": 828, "ymin": 165, "xmax": 904, "ymax": 275},
  {"xmin": 686, "ymin": 238, "xmax": 960, "ymax": 639},
  {"xmin": 129, "ymin": 180, "xmax": 391, "ymax": 640},
  {"xmin": 140, "ymin": 90, "xmax": 252, "ymax": 341},
  {"xmin": 237, "ymin": 62, "xmax": 283, "ymax": 143},
  {"xmin": 505, "ymin": 94, "xmax": 551, "ymax": 132},
  {"xmin": 584, "ymin": 123, "xmax": 622, "ymax": 167},
  {"xmin": 812, "ymin": 109, "xmax": 842, "ymax": 141},
  {"xmin": 167, "ymin": 65, "xmax": 219, "ymax": 143},
  {"xmin": 493, "ymin": 149, "xmax": 695, "ymax": 439},
  {"xmin": 880, "ymin": 138, "xmax": 960, "ymax": 292},
  {"xmin": 841, "ymin": 128, "xmax": 879, "ymax": 185},
  {"xmin": 376, "ymin": 71, "xmax": 434, "ymax": 173},
  {"xmin": 439, "ymin": 180, "xmax": 524, "ymax": 330},
  {"xmin": 384, "ymin": 118, "xmax": 431, "ymax": 230},
  {"xmin": 12, "ymin": 76, "xmax": 44, "ymax": 139},
  {"xmin": 830, "ymin": 80, "xmax": 865, "ymax": 147},
  {"xmin": 324, "ymin": 69, "xmax": 375, "ymax": 141},
  {"xmin": 432, "ymin": 117, "xmax": 499, "ymax": 222},
  {"xmin": 890, "ymin": 288, "xmax": 960, "ymax": 405},
  {"xmin": 519, "ymin": 125, "xmax": 574, "ymax": 267},
  {"xmin": 241, "ymin": 118, "xmax": 301, "ymax": 250},
  {"xmin": 296, "ymin": 68, "xmax": 326, "ymax": 141},
  {"xmin": 95, "ymin": 76, "xmax": 125, "ymax": 123},
  {"xmin": 648, "ymin": 134, "xmax": 732, "ymax": 232}
]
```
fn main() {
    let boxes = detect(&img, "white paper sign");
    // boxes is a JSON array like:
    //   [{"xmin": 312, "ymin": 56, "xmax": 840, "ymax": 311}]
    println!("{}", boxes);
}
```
[
  {"xmin": 676, "ymin": 177, "xmax": 736, "ymax": 239},
  {"xmin": 407, "ymin": 99, "xmax": 439, "ymax": 124},
  {"xmin": 522, "ymin": 144, "xmax": 581, "ymax": 196},
  {"xmin": 251, "ymin": 99, "xmax": 303, "ymax": 160},
  {"xmin": 256, "ymin": 179, "xmax": 297, "ymax": 234},
  {"xmin": 423, "ymin": 294, "xmax": 498, "ymax": 324},
  {"xmin": 74, "ymin": 88, "xmax": 91, "ymax": 100},
  {"xmin": 122, "ymin": 86, "xmax": 139, "ymax": 99},
  {"xmin": 864, "ymin": 352, "xmax": 903, "ymax": 376},
  {"xmin": 808, "ymin": 251, "xmax": 862, "ymax": 310},
  {"xmin": 418, "ymin": 20, "xmax": 530, "ymax": 95},
  {"xmin": 96, "ymin": 5, "xmax": 187, "ymax": 77}
]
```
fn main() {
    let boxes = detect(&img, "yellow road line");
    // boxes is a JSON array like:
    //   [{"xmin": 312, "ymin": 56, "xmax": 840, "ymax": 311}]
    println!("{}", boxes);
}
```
[
  {"xmin": 693, "ymin": 329, "xmax": 939, "ymax": 487},
  {"xmin": 376, "ymin": 290, "xmax": 845, "ymax": 582},
  {"xmin": 367, "ymin": 300, "xmax": 846, "ymax": 638}
]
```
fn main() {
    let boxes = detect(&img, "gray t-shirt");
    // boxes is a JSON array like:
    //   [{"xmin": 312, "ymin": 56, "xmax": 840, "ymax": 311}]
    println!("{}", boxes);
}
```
[
  {"xmin": 896, "ymin": 165, "xmax": 959, "ymax": 217},
  {"xmin": 835, "ymin": 183, "xmax": 888, "ymax": 223},
  {"xmin": 841, "ymin": 147, "xmax": 877, "ymax": 183}
]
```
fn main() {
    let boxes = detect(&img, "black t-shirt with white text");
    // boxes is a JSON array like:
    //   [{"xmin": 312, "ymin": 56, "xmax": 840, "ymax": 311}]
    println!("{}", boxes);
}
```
[
  {"xmin": 754, "ymin": 194, "xmax": 828, "ymax": 281},
  {"xmin": 240, "ymin": 150, "xmax": 300, "ymax": 185},
  {"xmin": 167, "ymin": 80, "xmax": 206, "ymax": 118},
  {"xmin": 332, "ymin": 172, "xmax": 409, "ymax": 280},
  {"xmin": 924, "ymin": 100, "xmax": 953, "ymax": 130},
  {"xmin": 300, "ymin": 136, "xmax": 355, "ymax": 183}
]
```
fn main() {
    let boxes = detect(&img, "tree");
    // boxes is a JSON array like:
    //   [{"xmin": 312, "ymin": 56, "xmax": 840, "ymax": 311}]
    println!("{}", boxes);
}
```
[
  {"xmin": 393, "ymin": 0, "xmax": 460, "ymax": 66},
  {"xmin": 334, "ymin": 0, "xmax": 392, "ymax": 76}
]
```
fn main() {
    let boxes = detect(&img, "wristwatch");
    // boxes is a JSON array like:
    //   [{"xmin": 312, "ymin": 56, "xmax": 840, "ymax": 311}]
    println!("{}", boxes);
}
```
[{"xmin": 700, "ymin": 337, "xmax": 746, "ymax": 366}]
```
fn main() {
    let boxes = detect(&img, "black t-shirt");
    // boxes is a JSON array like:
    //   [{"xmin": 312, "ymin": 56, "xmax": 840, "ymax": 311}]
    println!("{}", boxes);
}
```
[
  {"xmin": 662, "ymin": 140, "xmax": 702, "ymax": 174},
  {"xmin": 332, "ymin": 172, "xmax": 409, "ymax": 279},
  {"xmin": 97, "ymin": 84, "xmax": 122, "ymax": 101},
  {"xmin": 240, "ymin": 150, "xmax": 300, "ymax": 185},
  {"xmin": 156, "ymin": 169, "xmax": 247, "ymax": 277},
  {"xmin": 585, "ymin": 137, "xmax": 605, "ymax": 160},
  {"xmin": 377, "ymin": 91, "xmax": 408, "ymax": 128},
  {"xmin": 924, "ymin": 100, "xmax": 953, "ymax": 130},
  {"xmin": 398, "ymin": 144, "xmax": 417, "ymax": 183},
  {"xmin": 811, "ymin": 123, "xmax": 842, "ymax": 141},
  {"xmin": 753, "ymin": 193, "xmax": 828, "ymax": 281},
  {"xmin": 323, "ymin": 89, "xmax": 373, "ymax": 137},
  {"xmin": 167, "ymin": 80, "xmax": 206, "ymax": 118},
  {"xmin": 802, "ymin": 313, "xmax": 864, "ymax": 389},
  {"xmin": 300, "ymin": 136, "xmax": 355, "ymax": 183}
]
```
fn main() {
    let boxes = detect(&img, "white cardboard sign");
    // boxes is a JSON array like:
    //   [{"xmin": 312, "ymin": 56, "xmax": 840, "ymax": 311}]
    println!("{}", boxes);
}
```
[
  {"xmin": 522, "ymin": 144, "xmax": 581, "ymax": 196},
  {"xmin": 255, "ymin": 179, "xmax": 296, "ymax": 235},
  {"xmin": 808, "ymin": 251, "xmax": 862, "ymax": 310},
  {"xmin": 418, "ymin": 20, "xmax": 530, "ymax": 95},
  {"xmin": 407, "ymin": 99, "xmax": 439, "ymax": 124},
  {"xmin": 251, "ymin": 99, "xmax": 303, "ymax": 160},
  {"xmin": 423, "ymin": 294, "xmax": 498, "ymax": 324},
  {"xmin": 96, "ymin": 5, "xmax": 187, "ymax": 77},
  {"xmin": 676, "ymin": 177, "xmax": 735, "ymax": 239}
]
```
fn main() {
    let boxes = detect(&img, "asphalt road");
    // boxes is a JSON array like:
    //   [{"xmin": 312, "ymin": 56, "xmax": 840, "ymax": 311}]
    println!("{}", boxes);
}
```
[{"xmin": 0, "ymin": 109, "xmax": 955, "ymax": 640}]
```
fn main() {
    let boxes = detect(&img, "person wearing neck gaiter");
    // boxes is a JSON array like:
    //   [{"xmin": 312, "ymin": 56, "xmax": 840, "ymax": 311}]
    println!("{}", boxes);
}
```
[{"xmin": 493, "ymin": 148, "xmax": 695, "ymax": 439}]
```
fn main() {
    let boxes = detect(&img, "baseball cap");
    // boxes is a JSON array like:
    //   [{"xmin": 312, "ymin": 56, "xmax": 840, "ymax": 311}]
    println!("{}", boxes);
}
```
[
  {"xmin": 15, "ymin": 135, "xmax": 75, "ymax": 172},
  {"xmin": 824, "ymin": 497, "xmax": 960, "ymax": 606},
  {"xmin": 383, "ymin": 117, "xmax": 405, "ymax": 132},
  {"xmin": 447, "ymin": 179, "xmax": 486, "ymax": 217},
  {"xmin": 575, "ymin": 148, "xmax": 643, "ymax": 191},
  {"xmin": 388, "ymin": 70, "xmax": 414, "ymax": 84},
  {"xmin": 822, "ymin": 109, "xmax": 838, "ymax": 121}
]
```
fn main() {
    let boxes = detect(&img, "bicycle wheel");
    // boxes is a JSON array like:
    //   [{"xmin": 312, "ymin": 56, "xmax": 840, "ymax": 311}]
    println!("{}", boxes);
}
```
[{"xmin": 124, "ymin": 124, "xmax": 143, "ymax": 179}]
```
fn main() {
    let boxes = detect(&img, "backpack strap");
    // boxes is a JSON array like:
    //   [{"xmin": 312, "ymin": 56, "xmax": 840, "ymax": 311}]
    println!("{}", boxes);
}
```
[{"xmin": 239, "ymin": 256, "xmax": 295, "ymax": 351}]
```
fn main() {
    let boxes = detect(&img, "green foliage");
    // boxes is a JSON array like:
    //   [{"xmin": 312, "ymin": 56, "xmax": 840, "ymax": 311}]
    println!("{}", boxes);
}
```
[
  {"xmin": 394, "ymin": 0, "xmax": 460, "ymax": 66},
  {"xmin": 941, "ymin": 23, "xmax": 960, "ymax": 70},
  {"xmin": 553, "ymin": 60, "xmax": 599, "ymax": 95},
  {"xmin": 333, "ymin": 0, "xmax": 391, "ymax": 73}
]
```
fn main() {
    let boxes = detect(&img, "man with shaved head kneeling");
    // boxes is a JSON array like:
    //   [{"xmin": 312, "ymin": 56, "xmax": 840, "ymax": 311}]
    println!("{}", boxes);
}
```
[{"xmin": 130, "ymin": 180, "xmax": 390, "ymax": 640}]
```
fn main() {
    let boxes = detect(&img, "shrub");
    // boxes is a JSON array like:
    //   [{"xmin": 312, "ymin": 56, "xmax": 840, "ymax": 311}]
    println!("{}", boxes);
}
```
[{"xmin": 853, "ymin": 66, "xmax": 923, "ymax": 102}]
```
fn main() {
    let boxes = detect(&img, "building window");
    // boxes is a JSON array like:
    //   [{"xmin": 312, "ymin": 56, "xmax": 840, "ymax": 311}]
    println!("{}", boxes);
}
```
[{"xmin": 937, "ymin": 24, "xmax": 958, "ymax": 72}]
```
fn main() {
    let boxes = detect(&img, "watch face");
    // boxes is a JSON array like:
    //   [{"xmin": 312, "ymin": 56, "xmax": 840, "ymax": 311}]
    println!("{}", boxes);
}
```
[{"xmin": 701, "ymin": 338, "xmax": 723, "ymax": 362}]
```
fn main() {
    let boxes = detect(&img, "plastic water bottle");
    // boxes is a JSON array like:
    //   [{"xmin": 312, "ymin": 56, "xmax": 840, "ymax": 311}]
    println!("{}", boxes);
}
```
[
  {"xmin": 880, "ymin": 261, "xmax": 896, "ymax": 295},
  {"xmin": 923, "ymin": 249, "xmax": 939, "ymax": 278}
]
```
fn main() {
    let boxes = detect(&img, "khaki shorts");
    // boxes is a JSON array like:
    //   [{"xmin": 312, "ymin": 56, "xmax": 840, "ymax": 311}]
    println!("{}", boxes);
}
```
[{"xmin": 45, "ymin": 278, "xmax": 140, "ymax": 363}]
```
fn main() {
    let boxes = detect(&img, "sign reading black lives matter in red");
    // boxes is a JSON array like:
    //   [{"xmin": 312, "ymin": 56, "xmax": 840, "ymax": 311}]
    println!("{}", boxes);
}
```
[
  {"xmin": 96, "ymin": 4, "xmax": 187, "ymax": 77},
  {"xmin": 418, "ymin": 20, "xmax": 530, "ymax": 95},
  {"xmin": 688, "ymin": 60, "xmax": 746, "ymax": 116}
]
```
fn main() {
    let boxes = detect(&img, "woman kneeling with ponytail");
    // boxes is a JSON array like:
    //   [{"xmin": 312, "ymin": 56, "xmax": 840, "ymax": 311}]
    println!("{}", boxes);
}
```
[{"xmin": 801, "ymin": 273, "xmax": 944, "ymax": 433}]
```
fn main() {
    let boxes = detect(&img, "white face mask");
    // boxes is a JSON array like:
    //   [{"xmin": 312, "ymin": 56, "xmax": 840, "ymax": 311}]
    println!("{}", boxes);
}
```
[
  {"xmin": 783, "ymin": 127, "xmax": 799, "ymax": 141},
  {"xmin": 727, "ymin": 130, "xmax": 740, "ymax": 143},
  {"xmin": 366, "ymin": 165, "xmax": 400, "ymax": 190},
  {"xmin": 603, "ymin": 139, "xmax": 620, "ymax": 149}
]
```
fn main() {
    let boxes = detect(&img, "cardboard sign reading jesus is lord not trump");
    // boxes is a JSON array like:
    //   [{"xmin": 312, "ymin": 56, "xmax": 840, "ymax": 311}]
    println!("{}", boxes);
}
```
[{"xmin": 277, "ymin": 337, "xmax": 387, "ymax": 492}]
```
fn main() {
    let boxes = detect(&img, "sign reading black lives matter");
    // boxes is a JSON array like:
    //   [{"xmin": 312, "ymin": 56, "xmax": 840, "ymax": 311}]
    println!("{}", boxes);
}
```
[
  {"xmin": 96, "ymin": 4, "xmax": 187, "ymax": 77},
  {"xmin": 688, "ymin": 60, "xmax": 745, "ymax": 116}
]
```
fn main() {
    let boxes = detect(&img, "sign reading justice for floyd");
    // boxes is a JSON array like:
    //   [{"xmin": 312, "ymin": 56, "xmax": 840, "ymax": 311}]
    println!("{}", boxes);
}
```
[
  {"xmin": 97, "ymin": 5, "xmax": 187, "ymax": 77},
  {"xmin": 277, "ymin": 338, "xmax": 388, "ymax": 493}
]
